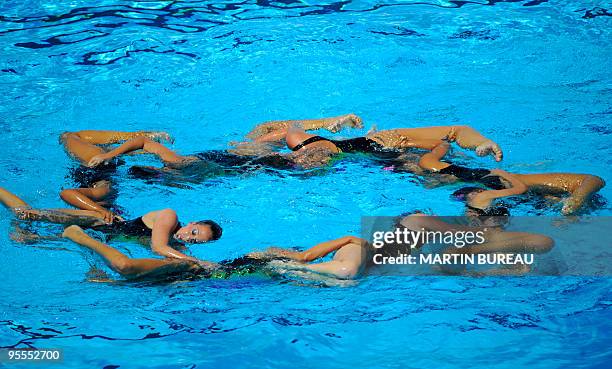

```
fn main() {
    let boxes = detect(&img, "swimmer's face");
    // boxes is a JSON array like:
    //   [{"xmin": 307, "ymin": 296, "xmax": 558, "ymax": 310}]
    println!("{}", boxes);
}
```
[{"xmin": 174, "ymin": 223, "xmax": 213, "ymax": 244}]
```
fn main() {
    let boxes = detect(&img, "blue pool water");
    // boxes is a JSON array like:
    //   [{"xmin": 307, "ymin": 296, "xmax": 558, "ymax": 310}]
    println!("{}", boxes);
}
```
[{"xmin": 1, "ymin": 1, "xmax": 611, "ymax": 368}]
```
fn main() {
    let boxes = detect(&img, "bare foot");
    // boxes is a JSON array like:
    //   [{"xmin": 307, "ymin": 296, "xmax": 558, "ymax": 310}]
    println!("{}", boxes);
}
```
[
  {"xmin": 62, "ymin": 225, "xmax": 85, "ymax": 239},
  {"xmin": 326, "ymin": 113, "xmax": 363, "ymax": 133},
  {"xmin": 476, "ymin": 140, "xmax": 503, "ymax": 161}
]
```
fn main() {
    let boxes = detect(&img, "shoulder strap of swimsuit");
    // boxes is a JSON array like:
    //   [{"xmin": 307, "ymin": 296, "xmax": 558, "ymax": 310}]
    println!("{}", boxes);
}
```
[{"xmin": 291, "ymin": 136, "xmax": 331, "ymax": 151}]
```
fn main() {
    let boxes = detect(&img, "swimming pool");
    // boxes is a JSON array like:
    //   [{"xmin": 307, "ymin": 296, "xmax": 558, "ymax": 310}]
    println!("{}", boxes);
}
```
[{"xmin": 1, "ymin": 0, "xmax": 611, "ymax": 368}]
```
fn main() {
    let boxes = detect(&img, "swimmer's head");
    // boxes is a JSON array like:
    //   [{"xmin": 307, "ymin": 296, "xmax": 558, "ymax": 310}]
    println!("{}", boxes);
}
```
[
  {"xmin": 451, "ymin": 187, "xmax": 485, "ymax": 202},
  {"xmin": 174, "ymin": 220, "xmax": 223, "ymax": 244}
]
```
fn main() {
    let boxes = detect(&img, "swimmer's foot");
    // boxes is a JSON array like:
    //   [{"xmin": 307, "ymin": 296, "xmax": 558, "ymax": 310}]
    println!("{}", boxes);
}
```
[
  {"xmin": 326, "ymin": 113, "xmax": 363, "ymax": 133},
  {"xmin": 476, "ymin": 140, "xmax": 503, "ymax": 162}
]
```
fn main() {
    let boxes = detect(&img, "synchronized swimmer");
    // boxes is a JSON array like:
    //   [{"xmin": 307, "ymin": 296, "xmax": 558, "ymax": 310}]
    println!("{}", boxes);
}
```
[{"xmin": 0, "ymin": 113, "xmax": 606, "ymax": 281}]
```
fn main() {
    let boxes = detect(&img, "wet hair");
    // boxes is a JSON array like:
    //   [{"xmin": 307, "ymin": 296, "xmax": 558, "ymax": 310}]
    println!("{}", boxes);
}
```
[
  {"xmin": 451, "ymin": 187, "xmax": 485, "ymax": 201},
  {"xmin": 196, "ymin": 220, "xmax": 223, "ymax": 241}
]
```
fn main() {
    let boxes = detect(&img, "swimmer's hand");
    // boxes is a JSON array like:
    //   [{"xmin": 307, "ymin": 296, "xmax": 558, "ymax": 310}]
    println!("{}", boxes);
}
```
[
  {"xmin": 87, "ymin": 153, "xmax": 112, "ymax": 167},
  {"xmin": 327, "ymin": 113, "xmax": 364, "ymax": 133},
  {"xmin": 97, "ymin": 209, "xmax": 123, "ymax": 224}
]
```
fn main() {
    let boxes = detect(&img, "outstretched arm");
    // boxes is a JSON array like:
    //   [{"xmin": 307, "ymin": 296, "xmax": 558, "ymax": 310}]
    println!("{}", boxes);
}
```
[
  {"xmin": 245, "ymin": 114, "xmax": 363, "ymax": 140},
  {"xmin": 469, "ymin": 169, "xmax": 528, "ymax": 209},
  {"xmin": 88, "ymin": 137, "xmax": 185, "ymax": 167}
]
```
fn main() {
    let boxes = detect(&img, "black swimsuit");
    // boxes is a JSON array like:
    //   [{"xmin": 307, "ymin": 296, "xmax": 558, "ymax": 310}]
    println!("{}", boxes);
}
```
[
  {"xmin": 195, "ymin": 151, "xmax": 295, "ymax": 170},
  {"xmin": 128, "ymin": 151, "xmax": 295, "ymax": 181},
  {"xmin": 92, "ymin": 217, "xmax": 181, "ymax": 239},
  {"xmin": 438, "ymin": 164, "xmax": 505, "ymax": 190},
  {"xmin": 291, "ymin": 136, "xmax": 386, "ymax": 154}
]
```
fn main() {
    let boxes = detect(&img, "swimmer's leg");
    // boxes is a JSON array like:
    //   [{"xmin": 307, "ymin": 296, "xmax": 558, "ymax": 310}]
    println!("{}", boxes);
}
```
[
  {"xmin": 61, "ymin": 131, "xmax": 108, "ymax": 164},
  {"xmin": 93, "ymin": 136, "xmax": 187, "ymax": 166},
  {"xmin": 369, "ymin": 125, "xmax": 502, "ymax": 161},
  {"xmin": 0, "ymin": 187, "xmax": 104, "ymax": 225},
  {"xmin": 61, "ymin": 131, "xmax": 172, "ymax": 164},
  {"xmin": 15, "ymin": 209, "xmax": 105, "ymax": 226},
  {"xmin": 246, "ymin": 114, "xmax": 363, "ymax": 140},
  {"xmin": 62, "ymin": 226, "xmax": 198, "ymax": 280},
  {"xmin": 60, "ymin": 181, "xmax": 121, "ymax": 223},
  {"xmin": 62, "ymin": 130, "xmax": 171, "ymax": 145},
  {"xmin": 0, "ymin": 186, "xmax": 30, "ymax": 211},
  {"xmin": 562, "ymin": 175, "xmax": 605, "ymax": 215}
]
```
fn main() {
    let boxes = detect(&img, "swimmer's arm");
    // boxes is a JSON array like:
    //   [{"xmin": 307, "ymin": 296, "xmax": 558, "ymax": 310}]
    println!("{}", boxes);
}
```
[
  {"xmin": 295, "ymin": 236, "xmax": 365, "ymax": 262},
  {"xmin": 60, "ymin": 188, "xmax": 118, "ymax": 223},
  {"xmin": 469, "ymin": 170, "xmax": 528, "ymax": 208},
  {"xmin": 150, "ymin": 209, "xmax": 201, "ymax": 263},
  {"xmin": 418, "ymin": 142, "xmax": 450, "ymax": 171}
]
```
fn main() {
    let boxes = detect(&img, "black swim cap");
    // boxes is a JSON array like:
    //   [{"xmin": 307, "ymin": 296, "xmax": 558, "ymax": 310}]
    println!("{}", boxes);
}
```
[{"xmin": 197, "ymin": 220, "xmax": 223, "ymax": 241}]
